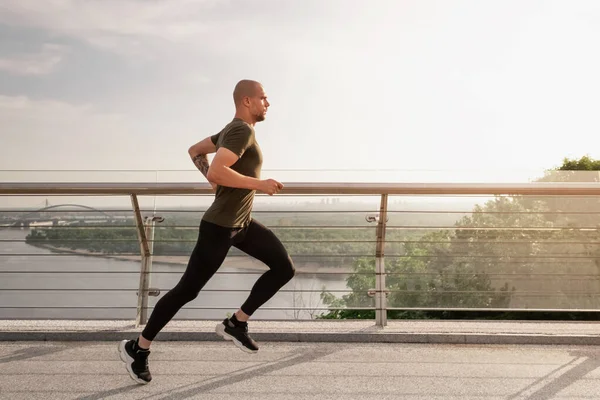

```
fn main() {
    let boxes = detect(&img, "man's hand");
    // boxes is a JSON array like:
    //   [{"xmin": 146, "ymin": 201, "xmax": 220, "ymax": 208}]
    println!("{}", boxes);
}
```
[{"xmin": 259, "ymin": 179, "xmax": 283, "ymax": 196}]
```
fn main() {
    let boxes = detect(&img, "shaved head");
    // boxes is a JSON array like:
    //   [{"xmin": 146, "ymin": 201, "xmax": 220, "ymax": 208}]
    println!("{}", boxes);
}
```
[
  {"xmin": 233, "ymin": 79, "xmax": 262, "ymax": 106},
  {"xmin": 232, "ymin": 79, "xmax": 269, "ymax": 124}
]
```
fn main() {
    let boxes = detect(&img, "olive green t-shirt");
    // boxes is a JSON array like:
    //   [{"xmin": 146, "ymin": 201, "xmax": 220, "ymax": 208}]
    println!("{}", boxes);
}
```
[{"xmin": 202, "ymin": 118, "xmax": 263, "ymax": 228}]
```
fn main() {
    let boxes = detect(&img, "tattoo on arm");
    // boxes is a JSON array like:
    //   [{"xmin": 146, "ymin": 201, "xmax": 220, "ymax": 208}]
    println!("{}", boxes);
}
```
[{"xmin": 192, "ymin": 154, "xmax": 210, "ymax": 179}]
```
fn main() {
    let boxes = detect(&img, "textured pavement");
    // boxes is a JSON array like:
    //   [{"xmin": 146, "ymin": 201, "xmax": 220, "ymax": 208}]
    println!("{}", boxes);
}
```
[{"xmin": 2, "ymin": 341, "xmax": 600, "ymax": 399}]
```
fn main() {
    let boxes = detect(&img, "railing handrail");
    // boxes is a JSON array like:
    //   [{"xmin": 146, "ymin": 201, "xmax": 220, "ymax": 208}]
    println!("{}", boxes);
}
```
[
  {"xmin": 1, "ymin": 181, "xmax": 600, "ymax": 195},
  {"xmin": 3, "ymin": 181, "xmax": 600, "ymax": 325}
]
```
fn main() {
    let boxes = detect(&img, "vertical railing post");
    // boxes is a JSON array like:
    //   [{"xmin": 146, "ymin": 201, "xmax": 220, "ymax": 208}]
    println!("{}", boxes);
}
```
[
  {"xmin": 375, "ymin": 194, "xmax": 389, "ymax": 327},
  {"xmin": 141, "ymin": 216, "xmax": 160, "ymax": 324},
  {"xmin": 131, "ymin": 194, "xmax": 151, "ymax": 327}
]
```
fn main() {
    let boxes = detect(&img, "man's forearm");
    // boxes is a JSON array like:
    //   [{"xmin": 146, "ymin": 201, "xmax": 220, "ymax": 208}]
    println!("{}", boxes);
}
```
[
  {"xmin": 191, "ymin": 154, "xmax": 210, "ymax": 180},
  {"xmin": 208, "ymin": 165, "xmax": 262, "ymax": 191}
]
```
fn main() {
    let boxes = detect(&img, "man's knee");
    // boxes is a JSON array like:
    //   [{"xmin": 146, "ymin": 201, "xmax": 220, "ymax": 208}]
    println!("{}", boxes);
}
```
[
  {"xmin": 279, "ymin": 256, "xmax": 295, "ymax": 282},
  {"xmin": 172, "ymin": 282, "xmax": 202, "ymax": 304}
]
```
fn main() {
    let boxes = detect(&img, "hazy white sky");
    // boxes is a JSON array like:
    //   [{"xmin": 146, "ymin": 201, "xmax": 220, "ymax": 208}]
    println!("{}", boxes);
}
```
[{"xmin": 1, "ymin": 0, "xmax": 600, "ymax": 183}]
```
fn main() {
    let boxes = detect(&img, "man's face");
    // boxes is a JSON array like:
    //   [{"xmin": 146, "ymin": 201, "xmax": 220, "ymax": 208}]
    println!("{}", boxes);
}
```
[{"xmin": 248, "ymin": 85, "xmax": 269, "ymax": 122}]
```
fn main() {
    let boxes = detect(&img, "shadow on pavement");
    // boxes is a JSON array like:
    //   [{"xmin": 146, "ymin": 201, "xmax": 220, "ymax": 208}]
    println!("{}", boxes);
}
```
[
  {"xmin": 508, "ymin": 348, "xmax": 600, "ymax": 400},
  {"xmin": 0, "ymin": 344, "xmax": 70, "ymax": 364},
  {"xmin": 157, "ymin": 345, "xmax": 340, "ymax": 400}
]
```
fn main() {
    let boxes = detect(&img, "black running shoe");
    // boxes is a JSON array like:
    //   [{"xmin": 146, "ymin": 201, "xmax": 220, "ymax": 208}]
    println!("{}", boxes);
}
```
[
  {"xmin": 215, "ymin": 318, "xmax": 259, "ymax": 354},
  {"xmin": 118, "ymin": 339, "xmax": 152, "ymax": 384}
]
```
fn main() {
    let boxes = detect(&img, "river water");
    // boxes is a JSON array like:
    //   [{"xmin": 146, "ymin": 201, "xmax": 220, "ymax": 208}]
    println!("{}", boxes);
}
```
[{"xmin": 0, "ymin": 229, "xmax": 350, "ymax": 320}]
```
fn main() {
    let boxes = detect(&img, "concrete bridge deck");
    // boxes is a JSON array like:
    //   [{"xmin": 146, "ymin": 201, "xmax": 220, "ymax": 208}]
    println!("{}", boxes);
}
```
[
  {"xmin": 3, "ymin": 320, "xmax": 600, "ymax": 399},
  {"xmin": 2, "ymin": 340, "xmax": 600, "ymax": 399}
]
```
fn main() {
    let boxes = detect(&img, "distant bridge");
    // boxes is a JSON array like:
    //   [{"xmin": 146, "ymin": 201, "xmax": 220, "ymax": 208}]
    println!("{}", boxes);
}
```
[
  {"xmin": 18, "ymin": 204, "xmax": 114, "ymax": 219},
  {"xmin": 1, "ymin": 204, "xmax": 132, "ymax": 228}
]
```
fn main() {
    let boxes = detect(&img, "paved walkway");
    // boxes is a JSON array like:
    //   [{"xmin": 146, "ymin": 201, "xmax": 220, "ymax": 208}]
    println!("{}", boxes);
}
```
[{"xmin": 2, "ymin": 340, "xmax": 600, "ymax": 399}]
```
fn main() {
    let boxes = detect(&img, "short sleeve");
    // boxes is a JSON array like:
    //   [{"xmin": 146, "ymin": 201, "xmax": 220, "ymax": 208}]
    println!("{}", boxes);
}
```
[
  {"xmin": 210, "ymin": 132, "xmax": 220, "ymax": 145},
  {"xmin": 220, "ymin": 124, "xmax": 253, "ymax": 157}
]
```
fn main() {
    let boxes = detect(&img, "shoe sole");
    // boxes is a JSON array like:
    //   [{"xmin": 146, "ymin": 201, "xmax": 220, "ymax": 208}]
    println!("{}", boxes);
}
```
[
  {"xmin": 118, "ymin": 340, "xmax": 150, "ymax": 385},
  {"xmin": 215, "ymin": 323, "xmax": 258, "ymax": 354}
]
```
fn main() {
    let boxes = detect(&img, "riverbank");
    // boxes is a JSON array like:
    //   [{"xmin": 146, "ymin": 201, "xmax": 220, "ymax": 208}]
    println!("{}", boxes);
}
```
[{"xmin": 29, "ymin": 242, "xmax": 354, "ymax": 274}]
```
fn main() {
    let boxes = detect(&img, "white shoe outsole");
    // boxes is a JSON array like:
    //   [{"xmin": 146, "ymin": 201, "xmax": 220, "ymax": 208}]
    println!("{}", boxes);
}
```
[
  {"xmin": 215, "ymin": 323, "xmax": 258, "ymax": 354},
  {"xmin": 118, "ymin": 340, "xmax": 150, "ymax": 385}
]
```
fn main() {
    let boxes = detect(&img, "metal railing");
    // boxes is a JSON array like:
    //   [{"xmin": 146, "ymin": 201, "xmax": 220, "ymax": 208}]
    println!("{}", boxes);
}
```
[
  {"xmin": 1, "ymin": 181, "xmax": 600, "ymax": 327},
  {"xmin": 4, "ymin": 181, "xmax": 600, "ymax": 195}
]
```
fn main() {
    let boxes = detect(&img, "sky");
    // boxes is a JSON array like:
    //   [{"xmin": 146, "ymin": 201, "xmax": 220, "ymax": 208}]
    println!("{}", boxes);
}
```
[{"xmin": 1, "ymin": 0, "xmax": 600, "ymax": 184}]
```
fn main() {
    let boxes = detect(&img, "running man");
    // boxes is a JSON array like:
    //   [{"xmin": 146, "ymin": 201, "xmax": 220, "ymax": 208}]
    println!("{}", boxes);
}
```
[{"xmin": 118, "ymin": 79, "xmax": 295, "ymax": 384}]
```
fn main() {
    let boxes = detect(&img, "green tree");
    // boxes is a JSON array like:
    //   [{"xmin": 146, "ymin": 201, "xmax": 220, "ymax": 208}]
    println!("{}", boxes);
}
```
[{"xmin": 320, "ymin": 156, "xmax": 600, "ymax": 320}]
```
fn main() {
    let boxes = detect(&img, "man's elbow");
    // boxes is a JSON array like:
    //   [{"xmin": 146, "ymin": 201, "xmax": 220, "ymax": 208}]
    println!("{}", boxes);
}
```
[
  {"xmin": 188, "ymin": 145, "xmax": 197, "ymax": 158},
  {"xmin": 207, "ymin": 168, "xmax": 219, "ymax": 183}
]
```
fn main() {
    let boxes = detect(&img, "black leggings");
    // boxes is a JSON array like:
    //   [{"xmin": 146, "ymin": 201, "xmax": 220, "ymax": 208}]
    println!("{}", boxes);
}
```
[{"xmin": 141, "ymin": 219, "xmax": 295, "ymax": 341}]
